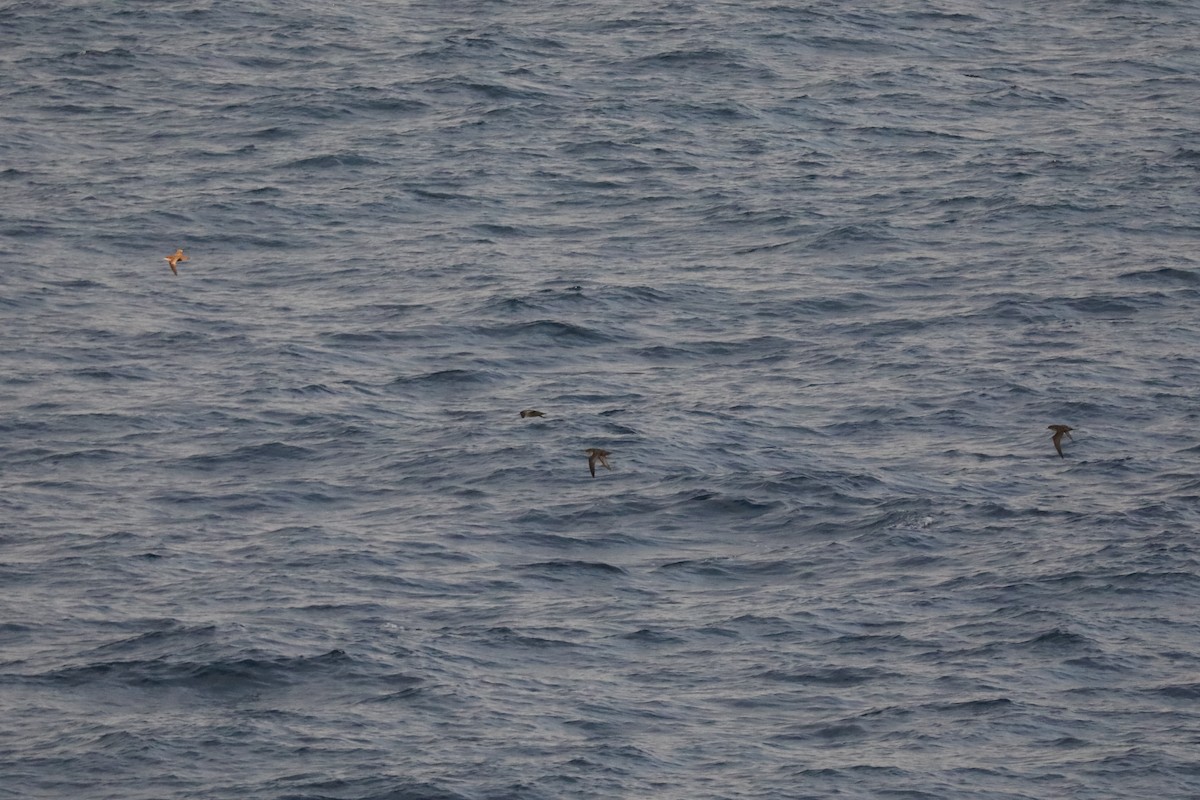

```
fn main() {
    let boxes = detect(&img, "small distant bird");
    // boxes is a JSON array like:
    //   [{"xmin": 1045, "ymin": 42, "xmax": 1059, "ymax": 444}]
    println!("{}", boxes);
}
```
[
  {"xmin": 585, "ymin": 448, "xmax": 611, "ymax": 477},
  {"xmin": 164, "ymin": 248, "xmax": 188, "ymax": 275},
  {"xmin": 519, "ymin": 409, "xmax": 545, "ymax": 418},
  {"xmin": 1048, "ymin": 424, "xmax": 1073, "ymax": 458}
]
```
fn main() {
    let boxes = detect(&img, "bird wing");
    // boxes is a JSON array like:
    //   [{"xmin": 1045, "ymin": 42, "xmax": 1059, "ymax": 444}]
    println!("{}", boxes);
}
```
[{"xmin": 588, "ymin": 454, "xmax": 596, "ymax": 477}]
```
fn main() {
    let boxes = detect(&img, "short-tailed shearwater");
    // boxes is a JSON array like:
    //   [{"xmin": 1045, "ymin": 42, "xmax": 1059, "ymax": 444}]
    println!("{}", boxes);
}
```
[
  {"xmin": 164, "ymin": 248, "xmax": 188, "ymax": 276},
  {"xmin": 1048, "ymin": 424, "xmax": 1073, "ymax": 458},
  {"xmin": 519, "ymin": 409, "xmax": 545, "ymax": 418},
  {"xmin": 585, "ymin": 448, "xmax": 611, "ymax": 477}
]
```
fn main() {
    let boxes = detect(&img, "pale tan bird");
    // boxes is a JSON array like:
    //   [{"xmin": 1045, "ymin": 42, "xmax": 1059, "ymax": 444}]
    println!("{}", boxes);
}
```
[
  {"xmin": 519, "ymin": 409, "xmax": 545, "ymax": 418},
  {"xmin": 585, "ymin": 448, "xmax": 611, "ymax": 477},
  {"xmin": 164, "ymin": 248, "xmax": 188, "ymax": 275},
  {"xmin": 1048, "ymin": 424, "xmax": 1073, "ymax": 458}
]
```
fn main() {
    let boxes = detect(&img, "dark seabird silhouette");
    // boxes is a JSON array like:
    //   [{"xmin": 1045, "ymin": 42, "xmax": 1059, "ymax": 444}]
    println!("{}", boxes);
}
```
[
  {"xmin": 1048, "ymin": 425, "xmax": 1073, "ymax": 458},
  {"xmin": 585, "ymin": 448, "xmax": 611, "ymax": 477},
  {"xmin": 519, "ymin": 410, "xmax": 545, "ymax": 418},
  {"xmin": 164, "ymin": 248, "xmax": 188, "ymax": 275}
]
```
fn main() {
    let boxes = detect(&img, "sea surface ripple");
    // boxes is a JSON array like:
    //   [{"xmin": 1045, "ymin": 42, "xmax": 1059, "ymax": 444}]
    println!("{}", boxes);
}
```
[{"xmin": 3, "ymin": 1, "xmax": 1200, "ymax": 798}]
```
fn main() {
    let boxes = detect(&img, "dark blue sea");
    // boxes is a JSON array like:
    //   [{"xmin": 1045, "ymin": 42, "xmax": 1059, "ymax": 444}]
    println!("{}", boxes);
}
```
[{"xmin": 4, "ymin": 1, "xmax": 1200, "ymax": 798}]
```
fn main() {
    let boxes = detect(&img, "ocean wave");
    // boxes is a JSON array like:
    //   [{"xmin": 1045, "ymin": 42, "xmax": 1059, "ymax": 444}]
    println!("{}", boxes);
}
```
[{"xmin": 6, "ymin": 1, "xmax": 1200, "ymax": 797}]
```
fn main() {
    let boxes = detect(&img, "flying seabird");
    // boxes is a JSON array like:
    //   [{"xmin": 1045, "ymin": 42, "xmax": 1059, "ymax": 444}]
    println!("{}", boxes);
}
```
[
  {"xmin": 164, "ymin": 248, "xmax": 188, "ymax": 275},
  {"xmin": 1047, "ymin": 424, "xmax": 1073, "ymax": 458},
  {"xmin": 585, "ymin": 448, "xmax": 611, "ymax": 477}
]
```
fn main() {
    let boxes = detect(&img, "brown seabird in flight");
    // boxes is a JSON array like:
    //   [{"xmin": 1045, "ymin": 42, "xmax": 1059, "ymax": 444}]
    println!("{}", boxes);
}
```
[
  {"xmin": 1047, "ymin": 424, "xmax": 1073, "ymax": 458},
  {"xmin": 585, "ymin": 448, "xmax": 611, "ymax": 477},
  {"xmin": 164, "ymin": 248, "xmax": 188, "ymax": 276}
]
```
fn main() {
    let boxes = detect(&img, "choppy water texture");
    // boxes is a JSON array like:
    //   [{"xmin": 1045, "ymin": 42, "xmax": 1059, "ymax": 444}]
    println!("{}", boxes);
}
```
[{"xmin": 3, "ymin": 1, "xmax": 1200, "ymax": 798}]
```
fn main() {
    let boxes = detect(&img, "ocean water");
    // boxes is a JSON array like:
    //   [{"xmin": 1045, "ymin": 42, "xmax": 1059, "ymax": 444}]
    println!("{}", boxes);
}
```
[{"xmin": 3, "ymin": 1, "xmax": 1200, "ymax": 797}]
